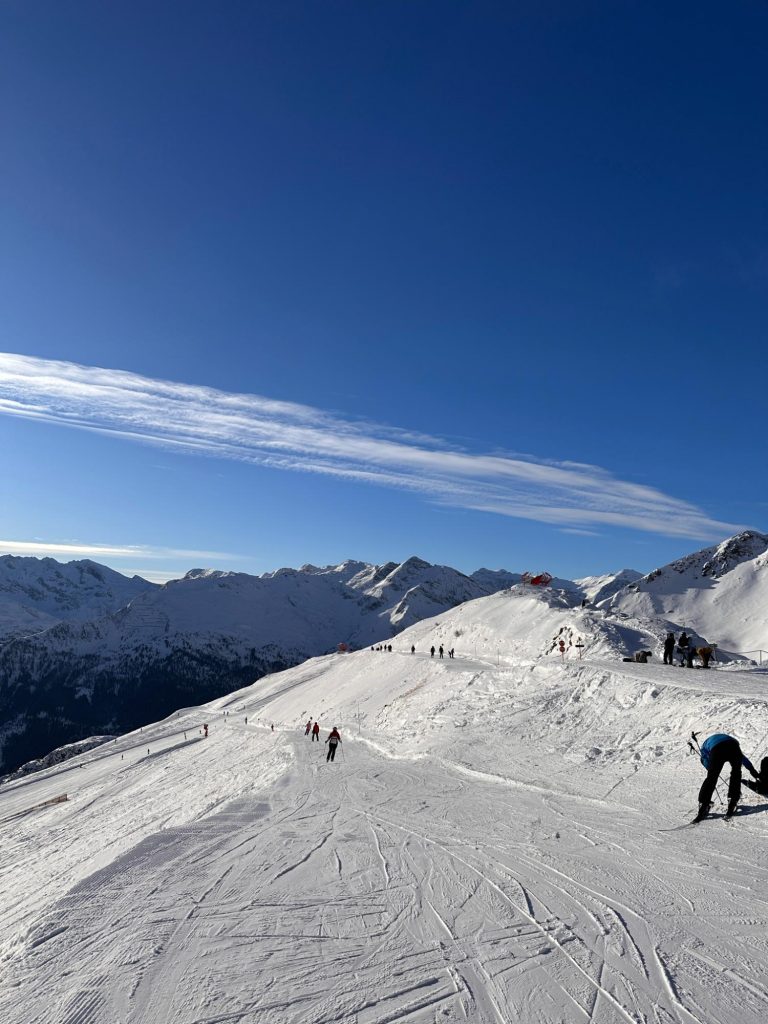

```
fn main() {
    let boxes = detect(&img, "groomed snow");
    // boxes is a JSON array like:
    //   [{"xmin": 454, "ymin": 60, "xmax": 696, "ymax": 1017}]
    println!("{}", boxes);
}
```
[{"xmin": 2, "ymin": 587, "xmax": 768, "ymax": 1023}]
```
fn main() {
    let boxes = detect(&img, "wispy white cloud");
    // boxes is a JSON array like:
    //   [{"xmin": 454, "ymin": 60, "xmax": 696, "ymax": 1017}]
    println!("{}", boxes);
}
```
[
  {"xmin": 0, "ymin": 353, "xmax": 742, "ymax": 541},
  {"xmin": 0, "ymin": 538, "xmax": 238, "ymax": 562}
]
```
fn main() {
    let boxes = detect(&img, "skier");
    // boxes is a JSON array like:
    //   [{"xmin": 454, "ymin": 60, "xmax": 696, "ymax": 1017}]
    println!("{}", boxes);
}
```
[
  {"xmin": 677, "ymin": 631, "xmax": 690, "ymax": 667},
  {"xmin": 411, "ymin": 645, "xmax": 415, "ymax": 654},
  {"xmin": 663, "ymin": 633, "xmax": 676, "ymax": 665},
  {"xmin": 305, "ymin": 719, "xmax": 312, "ymax": 736},
  {"xmin": 312, "ymin": 721, "xmax": 320, "ymax": 742},
  {"xmin": 439, "ymin": 645, "xmax": 444, "ymax": 659},
  {"xmin": 430, "ymin": 646, "xmax": 435, "ymax": 657},
  {"xmin": 449, "ymin": 648, "xmax": 455, "ymax": 659},
  {"xmin": 694, "ymin": 733, "xmax": 758, "ymax": 821},
  {"xmin": 325, "ymin": 727, "xmax": 342, "ymax": 762},
  {"xmin": 203, "ymin": 723, "xmax": 209, "ymax": 738},
  {"xmin": 743, "ymin": 757, "xmax": 768, "ymax": 796},
  {"xmin": 271, "ymin": 723, "xmax": 274, "ymax": 732},
  {"xmin": 245, "ymin": 716, "xmax": 248, "ymax": 725}
]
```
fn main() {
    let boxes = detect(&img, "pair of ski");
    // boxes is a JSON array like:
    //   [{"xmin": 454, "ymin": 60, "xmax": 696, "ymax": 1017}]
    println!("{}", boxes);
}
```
[{"xmin": 660, "ymin": 810, "xmax": 739, "ymax": 832}]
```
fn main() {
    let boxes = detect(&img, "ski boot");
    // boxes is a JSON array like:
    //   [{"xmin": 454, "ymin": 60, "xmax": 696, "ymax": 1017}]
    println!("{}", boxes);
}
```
[
  {"xmin": 693, "ymin": 802, "xmax": 711, "ymax": 823},
  {"xmin": 726, "ymin": 798, "xmax": 738, "ymax": 819}
]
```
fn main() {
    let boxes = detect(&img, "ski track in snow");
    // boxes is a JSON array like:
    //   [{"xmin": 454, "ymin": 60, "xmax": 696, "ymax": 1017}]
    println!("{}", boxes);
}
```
[{"xmin": 2, "ymin": 624, "xmax": 768, "ymax": 1023}]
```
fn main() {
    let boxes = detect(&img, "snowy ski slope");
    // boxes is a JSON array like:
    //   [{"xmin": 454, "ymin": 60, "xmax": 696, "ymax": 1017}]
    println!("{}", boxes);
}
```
[{"xmin": 2, "ymin": 588, "xmax": 768, "ymax": 1024}]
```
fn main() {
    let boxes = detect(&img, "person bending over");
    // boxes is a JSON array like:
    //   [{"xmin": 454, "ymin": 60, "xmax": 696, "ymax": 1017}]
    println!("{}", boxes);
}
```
[{"xmin": 695, "ymin": 733, "xmax": 758, "ymax": 821}]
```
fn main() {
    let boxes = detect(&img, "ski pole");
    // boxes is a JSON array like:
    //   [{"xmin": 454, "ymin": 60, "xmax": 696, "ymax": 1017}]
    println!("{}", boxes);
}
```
[{"xmin": 691, "ymin": 732, "xmax": 724, "ymax": 806}]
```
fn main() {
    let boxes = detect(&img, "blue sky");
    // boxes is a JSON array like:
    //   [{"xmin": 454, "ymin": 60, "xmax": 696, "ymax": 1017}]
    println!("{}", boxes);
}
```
[{"xmin": 1, "ymin": 1, "xmax": 766, "ymax": 582}]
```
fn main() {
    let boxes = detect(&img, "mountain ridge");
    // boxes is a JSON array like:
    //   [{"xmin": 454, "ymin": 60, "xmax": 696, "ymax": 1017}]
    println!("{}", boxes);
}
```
[
  {"xmin": 0, "ymin": 553, "xmax": 535, "ymax": 774},
  {"xmin": 3, "ymin": 533, "xmax": 767, "ymax": 778}
]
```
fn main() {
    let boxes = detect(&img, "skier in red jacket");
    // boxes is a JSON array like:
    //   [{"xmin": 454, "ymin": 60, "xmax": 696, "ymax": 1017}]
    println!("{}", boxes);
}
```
[
  {"xmin": 325, "ymin": 727, "xmax": 342, "ymax": 762},
  {"xmin": 311, "ymin": 721, "xmax": 320, "ymax": 742},
  {"xmin": 305, "ymin": 719, "xmax": 312, "ymax": 736}
]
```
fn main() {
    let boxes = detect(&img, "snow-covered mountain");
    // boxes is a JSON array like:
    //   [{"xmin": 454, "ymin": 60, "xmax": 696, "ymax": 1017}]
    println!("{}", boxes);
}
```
[
  {"xmin": 0, "ymin": 554, "xmax": 519, "ymax": 774},
  {"xmin": 0, "ymin": 555, "xmax": 154, "ymax": 639},
  {"xmin": 5, "ymin": 531, "xmax": 766, "ymax": 780},
  {"xmin": 575, "ymin": 568, "xmax": 643, "ymax": 604},
  {"xmin": 3, "ymin": 580, "xmax": 768, "ymax": 1024},
  {"xmin": 602, "ymin": 530, "xmax": 768, "ymax": 652}
]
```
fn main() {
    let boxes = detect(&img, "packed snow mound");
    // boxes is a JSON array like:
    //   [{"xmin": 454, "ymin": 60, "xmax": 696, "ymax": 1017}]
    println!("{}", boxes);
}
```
[
  {"xmin": 0, "ymin": 555, "xmax": 154, "ymax": 639},
  {"xmin": 605, "ymin": 531, "xmax": 768, "ymax": 652}
]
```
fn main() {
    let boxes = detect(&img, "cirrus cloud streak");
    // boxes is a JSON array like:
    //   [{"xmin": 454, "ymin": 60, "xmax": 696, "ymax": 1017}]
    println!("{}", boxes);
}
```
[{"xmin": 0, "ymin": 353, "xmax": 741, "ymax": 541}]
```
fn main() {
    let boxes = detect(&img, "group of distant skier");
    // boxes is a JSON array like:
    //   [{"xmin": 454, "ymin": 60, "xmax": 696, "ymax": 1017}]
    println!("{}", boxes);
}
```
[
  {"xmin": 370, "ymin": 643, "xmax": 457, "ymax": 658},
  {"xmin": 429, "ymin": 645, "xmax": 455, "ymax": 658},
  {"xmin": 662, "ymin": 631, "xmax": 714, "ymax": 667},
  {"xmin": 624, "ymin": 631, "xmax": 714, "ymax": 668},
  {"xmin": 304, "ymin": 719, "xmax": 342, "ymax": 761}
]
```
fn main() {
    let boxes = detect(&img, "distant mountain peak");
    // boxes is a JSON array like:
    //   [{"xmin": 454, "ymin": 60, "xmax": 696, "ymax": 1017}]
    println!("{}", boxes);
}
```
[
  {"xmin": 398, "ymin": 555, "xmax": 432, "ymax": 571},
  {"xmin": 183, "ymin": 567, "xmax": 232, "ymax": 580},
  {"xmin": 701, "ymin": 530, "xmax": 768, "ymax": 578},
  {"xmin": 639, "ymin": 529, "xmax": 768, "ymax": 586},
  {"xmin": 0, "ymin": 554, "xmax": 155, "ymax": 641}
]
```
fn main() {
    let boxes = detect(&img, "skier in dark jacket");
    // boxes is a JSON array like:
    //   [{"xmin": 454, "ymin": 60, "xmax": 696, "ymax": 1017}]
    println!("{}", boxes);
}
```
[
  {"xmin": 663, "ymin": 633, "xmax": 675, "ymax": 665},
  {"xmin": 325, "ymin": 727, "xmax": 342, "ymax": 762},
  {"xmin": 305, "ymin": 719, "xmax": 312, "ymax": 736},
  {"xmin": 743, "ymin": 757, "xmax": 768, "ymax": 796},
  {"xmin": 695, "ymin": 733, "xmax": 758, "ymax": 821},
  {"xmin": 677, "ymin": 632, "xmax": 690, "ymax": 666}
]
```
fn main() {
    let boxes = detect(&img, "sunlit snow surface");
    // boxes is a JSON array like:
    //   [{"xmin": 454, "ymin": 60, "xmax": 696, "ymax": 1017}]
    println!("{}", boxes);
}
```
[{"xmin": 2, "ymin": 588, "xmax": 768, "ymax": 1024}]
